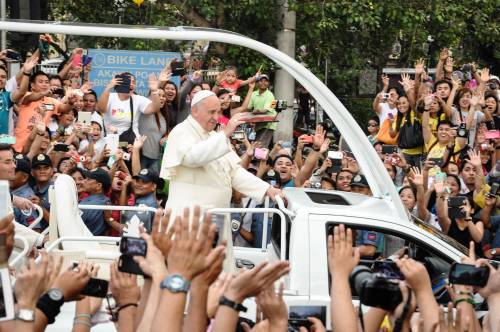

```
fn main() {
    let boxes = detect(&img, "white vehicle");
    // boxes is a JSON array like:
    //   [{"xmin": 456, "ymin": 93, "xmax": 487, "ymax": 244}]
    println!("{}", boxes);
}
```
[{"xmin": 0, "ymin": 20, "xmax": 494, "ymax": 330}]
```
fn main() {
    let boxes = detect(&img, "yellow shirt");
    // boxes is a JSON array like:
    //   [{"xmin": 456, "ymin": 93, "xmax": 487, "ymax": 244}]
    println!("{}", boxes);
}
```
[{"xmin": 425, "ymin": 135, "xmax": 462, "ymax": 161}]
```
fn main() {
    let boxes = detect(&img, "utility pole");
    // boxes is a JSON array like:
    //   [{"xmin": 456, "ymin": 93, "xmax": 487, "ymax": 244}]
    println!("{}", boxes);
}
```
[
  {"xmin": 274, "ymin": 2, "xmax": 296, "ymax": 142},
  {"xmin": 1, "ymin": 0, "xmax": 6, "ymax": 50}
]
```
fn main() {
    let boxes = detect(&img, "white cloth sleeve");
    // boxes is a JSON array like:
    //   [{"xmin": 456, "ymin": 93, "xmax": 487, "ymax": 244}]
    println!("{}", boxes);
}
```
[
  {"xmin": 231, "ymin": 167, "xmax": 270, "ymax": 203},
  {"xmin": 181, "ymin": 132, "xmax": 232, "ymax": 168}
]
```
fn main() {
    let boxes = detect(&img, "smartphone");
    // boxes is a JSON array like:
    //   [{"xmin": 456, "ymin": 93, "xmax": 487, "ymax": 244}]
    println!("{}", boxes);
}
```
[
  {"xmin": 170, "ymin": 61, "xmax": 186, "ymax": 76},
  {"xmin": 72, "ymin": 54, "xmax": 82, "ymax": 67},
  {"xmin": 52, "ymin": 88, "xmax": 65, "ymax": 96},
  {"xmin": 82, "ymin": 55, "xmax": 93, "ymax": 66},
  {"xmin": 114, "ymin": 74, "xmax": 131, "ymax": 93},
  {"xmin": 104, "ymin": 134, "xmax": 120, "ymax": 154},
  {"xmin": 81, "ymin": 278, "xmax": 109, "ymax": 298},
  {"xmin": 281, "ymin": 141, "xmax": 292, "ymax": 149},
  {"xmin": 372, "ymin": 260, "xmax": 405, "ymax": 280},
  {"xmin": 288, "ymin": 306, "xmax": 326, "ymax": 329},
  {"xmin": 488, "ymin": 182, "xmax": 500, "ymax": 198},
  {"xmin": 299, "ymin": 135, "xmax": 313, "ymax": 144},
  {"xmin": 120, "ymin": 236, "xmax": 147, "ymax": 257},
  {"xmin": 429, "ymin": 157, "xmax": 443, "ymax": 167},
  {"xmin": 448, "ymin": 196, "xmax": 467, "ymax": 219},
  {"xmin": 254, "ymin": 148, "xmax": 269, "ymax": 161},
  {"xmin": 484, "ymin": 130, "xmax": 500, "ymax": 140},
  {"xmin": 449, "ymin": 263, "xmax": 490, "ymax": 287},
  {"xmin": 0, "ymin": 268, "xmax": 14, "ymax": 321},
  {"xmin": 118, "ymin": 254, "xmax": 145, "ymax": 276},
  {"xmin": 53, "ymin": 143, "xmax": 69, "ymax": 152},
  {"xmin": 78, "ymin": 111, "xmax": 92, "ymax": 126},
  {"xmin": 381, "ymin": 145, "xmax": 397, "ymax": 155},
  {"xmin": 231, "ymin": 131, "xmax": 245, "ymax": 141},
  {"xmin": 5, "ymin": 50, "xmax": 21, "ymax": 61}
]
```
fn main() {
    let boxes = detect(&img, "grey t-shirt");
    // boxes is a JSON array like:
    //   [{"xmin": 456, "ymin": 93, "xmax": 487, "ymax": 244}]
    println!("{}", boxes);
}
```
[{"xmin": 138, "ymin": 112, "xmax": 167, "ymax": 160}]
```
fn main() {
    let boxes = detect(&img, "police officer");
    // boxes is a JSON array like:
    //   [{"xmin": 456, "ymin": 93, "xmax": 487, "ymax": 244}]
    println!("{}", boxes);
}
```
[
  {"xmin": 10, "ymin": 154, "xmax": 39, "ymax": 227},
  {"xmin": 30, "ymin": 153, "xmax": 54, "ymax": 228}
]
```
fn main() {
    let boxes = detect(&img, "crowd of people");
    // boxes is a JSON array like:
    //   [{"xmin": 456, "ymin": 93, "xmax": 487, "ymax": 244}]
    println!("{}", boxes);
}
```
[{"xmin": 0, "ymin": 33, "xmax": 498, "ymax": 331}]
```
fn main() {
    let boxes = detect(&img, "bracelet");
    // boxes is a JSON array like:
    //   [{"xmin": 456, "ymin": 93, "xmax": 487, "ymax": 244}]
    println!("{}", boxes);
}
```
[
  {"xmin": 75, "ymin": 313, "xmax": 91, "ymax": 320},
  {"xmin": 116, "ymin": 303, "xmax": 138, "ymax": 313},
  {"xmin": 454, "ymin": 297, "xmax": 476, "ymax": 306},
  {"xmin": 73, "ymin": 319, "xmax": 92, "ymax": 327}
]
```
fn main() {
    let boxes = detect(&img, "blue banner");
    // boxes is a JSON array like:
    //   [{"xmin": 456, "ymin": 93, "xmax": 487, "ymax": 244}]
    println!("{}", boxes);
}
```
[{"xmin": 87, "ymin": 49, "xmax": 181, "ymax": 97}]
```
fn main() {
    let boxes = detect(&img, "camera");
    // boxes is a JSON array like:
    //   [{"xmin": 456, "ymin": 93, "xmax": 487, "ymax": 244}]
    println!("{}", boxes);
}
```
[
  {"xmin": 120, "ymin": 236, "xmax": 147, "ymax": 257},
  {"xmin": 275, "ymin": 100, "xmax": 287, "ymax": 112},
  {"xmin": 309, "ymin": 181, "xmax": 321, "ymax": 189},
  {"xmin": 456, "ymin": 123, "xmax": 468, "ymax": 138},
  {"xmin": 122, "ymin": 152, "xmax": 131, "ymax": 161},
  {"xmin": 231, "ymin": 219, "xmax": 241, "ymax": 232},
  {"xmin": 231, "ymin": 95, "xmax": 241, "ymax": 103},
  {"xmin": 349, "ymin": 265, "xmax": 402, "ymax": 311},
  {"xmin": 231, "ymin": 131, "xmax": 245, "ymax": 141},
  {"xmin": 487, "ymin": 82, "xmax": 498, "ymax": 90}
]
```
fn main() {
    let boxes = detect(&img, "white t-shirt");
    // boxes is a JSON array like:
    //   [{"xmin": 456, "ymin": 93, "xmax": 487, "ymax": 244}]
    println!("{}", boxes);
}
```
[
  {"xmin": 104, "ymin": 93, "xmax": 152, "ymax": 136},
  {"xmin": 378, "ymin": 102, "xmax": 398, "ymax": 124},
  {"xmin": 451, "ymin": 108, "xmax": 485, "ymax": 146}
]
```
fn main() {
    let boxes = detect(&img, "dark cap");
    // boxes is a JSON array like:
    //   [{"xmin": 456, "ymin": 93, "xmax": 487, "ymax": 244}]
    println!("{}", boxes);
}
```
[
  {"xmin": 256, "ymin": 74, "xmax": 269, "ymax": 82},
  {"xmin": 14, "ymin": 154, "xmax": 31, "ymax": 174},
  {"xmin": 31, "ymin": 153, "xmax": 52, "ymax": 168},
  {"xmin": 85, "ymin": 168, "xmax": 111, "ymax": 192},
  {"xmin": 133, "ymin": 168, "xmax": 159, "ymax": 184},
  {"xmin": 262, "ymin": 169, "xmax": 281, "ymax": 187},
  {"xmin": 350, "ymin": 174, "xmax": 369, "ymax": 188}
]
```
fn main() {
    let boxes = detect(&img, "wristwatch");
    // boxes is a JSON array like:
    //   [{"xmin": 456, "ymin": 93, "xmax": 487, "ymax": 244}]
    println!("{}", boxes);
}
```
[
  {"xmin": 159, "ymin": 274, "xmax": 191, "ymax": 293},
  {"xmin": 219, "ymin": 295, "xmax": 247, "ymax": 312},
  {"xmin": 36, "ymin": 288, "xmax": 64, "ymax": 324},
  {"xmin": 16, "ymin": 309, "xmax": 35, "ymax": 322}
]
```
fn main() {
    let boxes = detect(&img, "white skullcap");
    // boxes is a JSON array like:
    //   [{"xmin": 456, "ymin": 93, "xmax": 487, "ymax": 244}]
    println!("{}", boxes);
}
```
[{"xmin": 191, "ymin": 90, "xmax": 216, "ymax": 107}]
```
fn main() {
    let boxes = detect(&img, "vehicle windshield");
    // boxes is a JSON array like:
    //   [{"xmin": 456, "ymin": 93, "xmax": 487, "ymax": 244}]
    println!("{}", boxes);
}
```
[{"xmin": 411, "ymin": 215, "xmax": 468, "ymax": 256}]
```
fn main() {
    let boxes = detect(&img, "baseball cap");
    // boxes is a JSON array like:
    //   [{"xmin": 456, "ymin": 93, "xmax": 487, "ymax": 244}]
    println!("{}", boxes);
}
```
[
  {"xmin": 85, "ymin": 168, "xmax": 111, "ymax": 193},
  {"xmin": 262, "ymin": 169, "xmax": 281, "ymax": 187},
  {"xmin": 133, "ymin": 168, "xmax": 159, "ymax": 184},
  {"xmin": 256, "ymin": 74, "xmax": 269, "ymax": 82},
  {"xmin": 31, "ymin": 153, "xmax": 52, "ymax": 168},
  {"xmin": 14, "ymin": 154, "xmax": 30, "ymax": 174},
  {"xmin": 350, "ymin": 174, "xmax": 369, "ymax": 188}
]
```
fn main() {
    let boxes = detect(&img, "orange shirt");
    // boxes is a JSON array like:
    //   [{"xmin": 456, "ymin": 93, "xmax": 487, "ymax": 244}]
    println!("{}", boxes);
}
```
[{"xmin": 13, "ymin": 94, "xmax": 60, "ymax": 152}]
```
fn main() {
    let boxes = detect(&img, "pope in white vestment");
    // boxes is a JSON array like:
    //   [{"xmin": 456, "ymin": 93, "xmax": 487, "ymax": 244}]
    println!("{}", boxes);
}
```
[
  {"xmin": 159, "ymin": 91, "xmax": 280, "ymax": 271},
  {"xmin": 160, "ymin": 90, "xmax": 274, "ymax": 209}
]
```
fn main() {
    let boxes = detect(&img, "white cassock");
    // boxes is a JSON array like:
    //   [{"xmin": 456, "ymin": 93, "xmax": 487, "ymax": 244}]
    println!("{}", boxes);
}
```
[{"xmin": 160, "ymin": 115, "xmax": 270, "ymax": 270}]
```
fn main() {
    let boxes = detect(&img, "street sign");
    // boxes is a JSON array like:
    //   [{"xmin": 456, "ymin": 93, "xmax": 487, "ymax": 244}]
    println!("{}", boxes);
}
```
[{"xmin": 87, "ymin": 49, "xmax": 181, "ymax": 97}]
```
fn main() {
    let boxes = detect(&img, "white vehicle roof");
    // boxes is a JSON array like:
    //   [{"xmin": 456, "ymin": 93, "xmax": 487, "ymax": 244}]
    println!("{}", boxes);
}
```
[{"xmin": 0, "ymin": 19, "xmax": 408, "ymax": 221}]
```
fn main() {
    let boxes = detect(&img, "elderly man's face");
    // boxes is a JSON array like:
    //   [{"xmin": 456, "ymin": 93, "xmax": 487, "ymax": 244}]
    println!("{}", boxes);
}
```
[{"xmin": 192, "ymin": 96, "xmax": 222, "ymax": 132}]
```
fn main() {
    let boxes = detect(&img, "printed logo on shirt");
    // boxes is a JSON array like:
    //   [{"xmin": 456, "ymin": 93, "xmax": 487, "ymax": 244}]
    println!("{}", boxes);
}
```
[{"xmin": 111, "ymin": 107, "xmax": 131, "ymax": 119}]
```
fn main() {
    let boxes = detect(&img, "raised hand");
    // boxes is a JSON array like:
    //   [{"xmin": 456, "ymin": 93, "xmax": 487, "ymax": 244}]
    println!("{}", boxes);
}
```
[
  {"xmin": 256, "ymin": 282, "xmax": 287, "ymax": 328},
  {"xmin": 81, "ymin": 82, "xmax": 93, "ymax": 94},
  {"xmin": 167, "ymin": 206, "xmax": 225, "ymax": 281},
  {"xmin": 396, "ymin": 258, "xmax": 432, "ymax": 293},
  {"xmin": 479, "ymin": 68, "xmax": 490, "ymax": 84},
  {"xmin": 381, "ymin": 74, "xmax": 389, "ymax": 88},
  {"xmin": 159, "ymin": 62, "xmax": 172, "ymax": 82},
  {"xmin": 223, "ymin": 113, "xmax": 245, "ymax": 138},
  {"xmin": 51, "ymin": 261, "xmax": 94, "ymax": 301},
  {"xmin": 414, "ymin": 58, "xmax": 425, "ymax": 75},
  {"xmin": 327, "ymin": 224, "xmax": 360, "ymax": 278},
  {"xmin": 439, "ymin": 48, "xmax": 449, "ymax": 61},
  {"xmin": 465, "ymin": 149, "xmax": 481, "ymax": 169},
  {"xmin": 0, "ymin": 213, "xmax": 15, "ymax": 260},
  {"xmin": 133, "ymin": 135, "xmax": 147, "ymax": 151},
  {"xmin": 151, "ymin": 209, "xmax": 175, "ymax": 258},
  {"xmin": 223, "ymin": 261, "xmax": 290, "ymax": 303},
  {"xmin": 148, "ymin": 73, "xmax": 160, "ymax": 91},
  {"xmin": 399, "ymin": 72, "xmax": 412, "ymax": 90},
  {"xmin": 107, "ymin": 76, "xmax": 122, "ymax": 90},
  {"xmin": 133, "ymin": 232, "xmax": 168, "ymax": 280},
  {"xmin": 312, "ymin": 124, "xmax": 326, "ymax": 151},
  {"xmin": 451, "ymin": 74, "xmax": 462, "ymax": 89},
  {"xmin": 109, "ymin": 262, "xmax": 140, "ymax": 306},
  {"xmin": 15, "ymin": 253, "xmax": 49, "ymax": 309},
  {"xmin": 22, "ymin": 55, "xmax": 39, "ymax": 73},
  {"xmin": 408, "ymin": 167, "xmax": 424, "ymax": 187}
]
